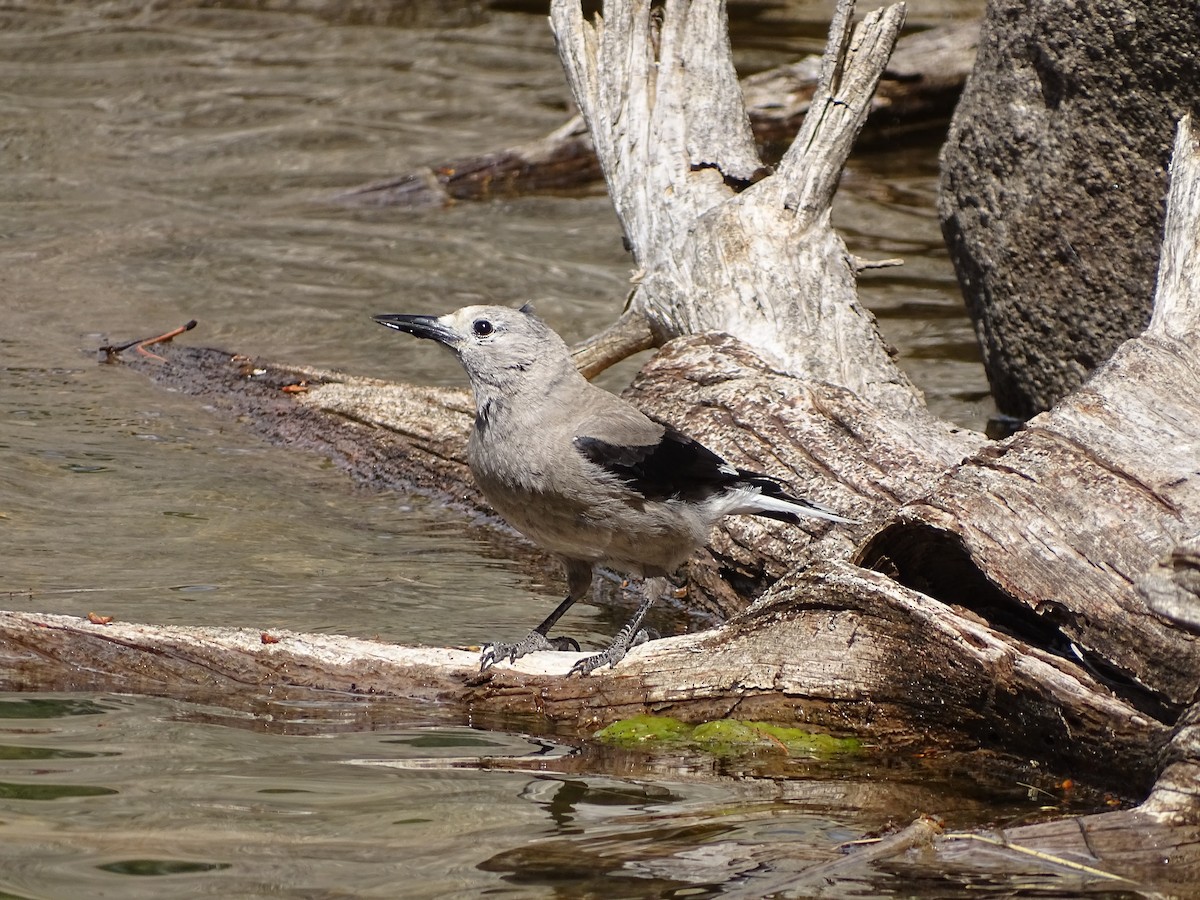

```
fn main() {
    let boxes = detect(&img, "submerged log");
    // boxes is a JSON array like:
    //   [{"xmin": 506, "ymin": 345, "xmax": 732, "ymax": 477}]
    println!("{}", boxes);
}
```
[
  {"xmin": 711, "ymin": 803, "xmax": 1200, "ymax": 895},
  {"xmin": 335, "ymin": 21, "xmax": 977, "ymax": 208}
]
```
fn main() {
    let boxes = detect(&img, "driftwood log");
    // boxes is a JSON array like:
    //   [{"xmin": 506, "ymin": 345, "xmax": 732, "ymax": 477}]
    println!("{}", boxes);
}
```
[
  {"xmin": 4, "ymin": 0, "xmax": 1199, "ymax": 889},
  {"xmin": 334, "ymin": 20, "xmax": 977, "ymax": 209}
]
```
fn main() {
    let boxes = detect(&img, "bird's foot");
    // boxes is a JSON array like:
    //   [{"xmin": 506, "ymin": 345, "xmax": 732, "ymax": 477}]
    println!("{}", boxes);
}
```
[
  {"xmin": 479, "ymin": 630, "xmax": 581, "ymax": 671},
  {"xmin": 568, "ymin": 628, "xmax": 653, "ymax": 677}
]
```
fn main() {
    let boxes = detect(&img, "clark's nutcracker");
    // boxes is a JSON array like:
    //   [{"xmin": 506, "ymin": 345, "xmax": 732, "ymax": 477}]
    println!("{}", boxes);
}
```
[{"xmin": 374, "ymin": 304, "xmax": 856, "ymax": 675}]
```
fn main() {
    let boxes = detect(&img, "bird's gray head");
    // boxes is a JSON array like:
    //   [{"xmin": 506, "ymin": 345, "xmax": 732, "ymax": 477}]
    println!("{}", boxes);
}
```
[{"xmin": 373, "ymin": 304, "xmax": 575, "ymax": 395}]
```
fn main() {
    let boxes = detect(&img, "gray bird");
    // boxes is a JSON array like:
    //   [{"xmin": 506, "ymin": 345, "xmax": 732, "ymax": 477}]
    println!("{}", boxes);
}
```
[{"xmin": 374, "ymin": 304, "xmax": 856, "ymax": 675}]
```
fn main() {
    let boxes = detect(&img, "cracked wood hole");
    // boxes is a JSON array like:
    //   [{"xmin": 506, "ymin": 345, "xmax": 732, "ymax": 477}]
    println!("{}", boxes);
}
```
[{"xmin": 855, "ymin": 521, "xmax": 1182, "ymax": 725}]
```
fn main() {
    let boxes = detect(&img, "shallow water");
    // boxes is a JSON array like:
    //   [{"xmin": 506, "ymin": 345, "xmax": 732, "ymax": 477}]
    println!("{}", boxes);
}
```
[
  {"xmin": 0, "ymin": 0, "xmax": 1090, "ymax": 896},
  {"xmin": 0, "ymin": 692, "xmax": 1110, "ymax": 899}
]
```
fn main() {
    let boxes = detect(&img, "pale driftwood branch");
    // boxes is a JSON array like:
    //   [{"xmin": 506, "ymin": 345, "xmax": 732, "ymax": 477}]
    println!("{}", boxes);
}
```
[
  {"xmin": 551, "ymin": 0, "xmax": 749, "ymax": 259},
  {"xmin": 675, "ymin": 0, "xmax": 763, "ymax": 181},
  {"xmin": 0, "ymin": 554, "xmax": 1162, "ymax": 785},
  {"xmin": 775, "ymin": 0, "xmax": 901, "ymax": 215},
  {"xmin": 570, "ymin": 304, "xmax": 656, "ymax": 379},
  {"xmin": 1138, "ymin": 123, "xmax": 1200, "ymax": 799},
  {"xmin": 1129, "ymin": 120, "xmax": 1200, "ymax": 641},
  {"xmin": 1150, "ymin": 114, "xmax": 1200, "ymax": 339}
]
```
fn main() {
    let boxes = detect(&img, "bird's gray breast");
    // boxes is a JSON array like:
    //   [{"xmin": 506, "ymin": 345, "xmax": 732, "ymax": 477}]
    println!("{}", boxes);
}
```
[
  {"xmin": 466, "ymin": 415, "xmax": 706, "ymax": 575},
  {"xmin": 467, "ymin": 413, "xmax": 590, "ymax": 536}
]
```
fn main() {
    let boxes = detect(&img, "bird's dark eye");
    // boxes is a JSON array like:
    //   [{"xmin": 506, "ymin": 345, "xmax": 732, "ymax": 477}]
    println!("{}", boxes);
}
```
[{"xmin": 472, "ymin": 319, "xmax": 494, "ymax": 337}]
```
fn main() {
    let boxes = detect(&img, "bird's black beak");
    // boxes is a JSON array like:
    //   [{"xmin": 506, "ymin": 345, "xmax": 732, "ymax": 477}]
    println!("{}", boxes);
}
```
[{"xmin": 373, "ymin": 314, "xmax": 457, "ymax": 345}]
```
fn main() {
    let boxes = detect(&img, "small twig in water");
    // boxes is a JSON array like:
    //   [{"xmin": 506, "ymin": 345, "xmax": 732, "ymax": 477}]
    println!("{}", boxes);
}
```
[
  {"xmin": 101, "ymin": 320, "xmax": 197, "ymax": 362},
  {"xmin": 940, "ymin": 830, "xmax": 1136, "ymax": 883}
]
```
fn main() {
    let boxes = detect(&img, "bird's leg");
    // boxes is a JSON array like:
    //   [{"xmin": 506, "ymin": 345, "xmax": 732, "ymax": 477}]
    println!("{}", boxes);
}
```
[
  {"xmin": 478, "ymin": 593, "xmax": 581, "ymax": 670},
  {"xmin": 479, "ymin": 561, "xmax": 591, "ymax": 671},
  {"xmin": 568, "ymin": 578, "xmax": 663, "ymax": 677}
]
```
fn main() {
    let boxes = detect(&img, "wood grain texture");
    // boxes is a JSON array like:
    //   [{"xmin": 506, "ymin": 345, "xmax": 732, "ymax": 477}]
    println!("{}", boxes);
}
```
[{"xmin": 552, "ymin": 0, "xmax": 921, "ymax": 415}]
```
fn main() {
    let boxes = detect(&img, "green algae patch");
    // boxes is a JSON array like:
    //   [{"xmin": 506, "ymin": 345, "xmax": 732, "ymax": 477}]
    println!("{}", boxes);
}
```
[
  {"xmin": 594, "ymin": 714, "xmax": 692, "ymax": 745},
  {"xmin": 595, "ymin": 715, "xmax": 860, "ymax": 758}
]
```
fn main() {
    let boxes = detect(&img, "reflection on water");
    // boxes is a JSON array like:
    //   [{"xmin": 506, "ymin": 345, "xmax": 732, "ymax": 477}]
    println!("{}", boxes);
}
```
[
  {"xmin": 0, "ymin": 692, "xmax": 1108, "ymax": 899},
  {"xmin": 0, "ymin": 0, "xmax": 1032, "ymax": 895},
  {"xmin": 0, "ymin": 693, "xmax": 561, "ymax": 898}
]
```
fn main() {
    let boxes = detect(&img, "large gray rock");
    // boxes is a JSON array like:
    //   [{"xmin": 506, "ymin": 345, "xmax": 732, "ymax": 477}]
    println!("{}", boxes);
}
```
[{"xmin": 939, "ymin": 0, "xmax": 1199, "ymax": 418}]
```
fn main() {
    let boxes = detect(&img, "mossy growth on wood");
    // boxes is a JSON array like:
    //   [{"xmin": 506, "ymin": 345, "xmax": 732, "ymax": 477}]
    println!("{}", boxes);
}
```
[{"xmin": 595, "ymin": 714, "xmax": 861, "ymax": 758}]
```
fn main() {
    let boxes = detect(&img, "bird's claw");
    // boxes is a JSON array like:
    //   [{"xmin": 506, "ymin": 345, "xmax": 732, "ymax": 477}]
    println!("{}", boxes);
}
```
[
  {"xmin": 479, "ymin": 631, "xmax": 581, "ymax": 671},
  {"xmin": 568, "ymin": 628, "xmax": 652, "ymax": 676}
]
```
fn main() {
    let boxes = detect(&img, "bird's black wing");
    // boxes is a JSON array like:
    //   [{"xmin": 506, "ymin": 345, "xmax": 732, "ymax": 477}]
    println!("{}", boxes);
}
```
[{"xmin": 574, "ymin": 426, "xmax": 745, "ymax": 502}]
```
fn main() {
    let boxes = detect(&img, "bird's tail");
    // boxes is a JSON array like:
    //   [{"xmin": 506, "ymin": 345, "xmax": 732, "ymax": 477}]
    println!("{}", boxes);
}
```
[{"xmin": 731, "ymin": 476, "xmax": 860, "ymax": 525}]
